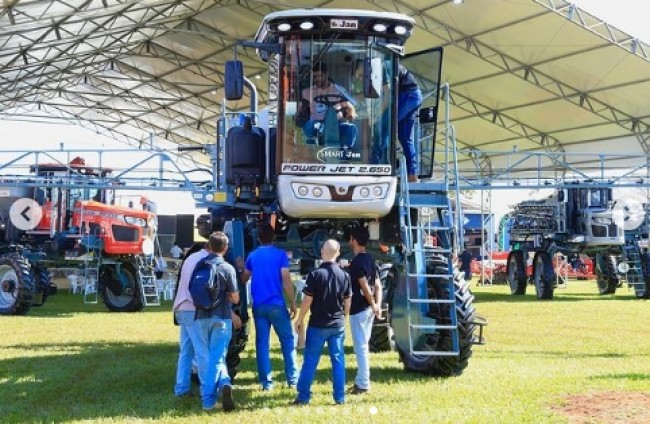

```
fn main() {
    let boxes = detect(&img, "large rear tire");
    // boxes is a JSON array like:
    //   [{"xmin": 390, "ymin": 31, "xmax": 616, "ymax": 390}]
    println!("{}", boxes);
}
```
[
  {"xmin": 507, "ymin": 251, "xmax": 527, "ymax": 295},
  {"xmin": 100, "ymin": 263, "xmax": 144, "ymax": 312},
  {"xmin": 532, "ymin": 251, "xmax": 554, "ymax": 300},
  {"xmin": 369, "ymin": 265, "xmax": 395, "ymax": 353},
  {"xmin": 0, "ymin": 255, "xmax": 35, "ymax": 315},
  {"xmin": 397, "ymin": 257, "xmax": 477, "ymax": 377}
]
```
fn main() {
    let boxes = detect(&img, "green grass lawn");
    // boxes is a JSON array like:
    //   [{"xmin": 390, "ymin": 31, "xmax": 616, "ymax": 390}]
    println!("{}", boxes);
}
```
[{"xmin": 1, "ymin": 281, "xmax": 649, "ymax": 423}]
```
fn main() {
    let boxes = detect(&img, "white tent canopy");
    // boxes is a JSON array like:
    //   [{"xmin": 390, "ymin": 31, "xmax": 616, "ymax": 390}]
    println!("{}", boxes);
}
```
[{"xmin": 2, "ymin": 0, "xmax": 650, "ymax": 179}]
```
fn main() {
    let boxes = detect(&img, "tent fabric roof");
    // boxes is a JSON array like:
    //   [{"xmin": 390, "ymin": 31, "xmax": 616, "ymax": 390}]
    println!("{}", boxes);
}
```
[{"xmin": 2, "ymin": 0, "xmax": 650, "ymax": 175}]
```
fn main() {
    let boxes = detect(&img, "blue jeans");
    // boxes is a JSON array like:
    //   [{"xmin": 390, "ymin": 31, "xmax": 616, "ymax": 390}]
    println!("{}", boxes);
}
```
[
  {"xmin": 397, "ymin": 89, "xmax": 423, "ymax": 176},
  {"xmin": 253, "ymin": 303, "xmax": 298, "ymax": 388},
  {"xmin": 303, "ymin": 120, "xmax": 357, "ymax": 148},
  {"xmin": 296, "ymin": 326, "xmax": 346, "ymax": 404},
  {"xmin": 349, "ymin": 307, "xmax": 374, "ymax": 390},
  {"xmin": 174, "ymin": 311, "xmax": 232, "ymax": 408}
]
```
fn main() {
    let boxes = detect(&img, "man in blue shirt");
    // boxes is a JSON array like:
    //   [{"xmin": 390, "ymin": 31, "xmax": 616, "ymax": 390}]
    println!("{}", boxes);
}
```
[
  {"xmin": 238, "ymin": 223, "xmax": 298, "ymax": 391},
  {"xmin": 347, "ymin": 227, "xmax": 382, "ymax": 395},
  {"xmin": 397, "ymin": 65, "xmax": 423, "ymax": 183},
  {"xmin": 293, "ymin": 239, "xmax": 352, "ymax": 406}
]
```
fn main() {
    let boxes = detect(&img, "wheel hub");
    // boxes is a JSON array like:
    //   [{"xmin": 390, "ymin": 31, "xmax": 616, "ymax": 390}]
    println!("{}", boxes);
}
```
[{"xmin": 1, "ymin": 279, "xmax": 16, "ymax": 293}]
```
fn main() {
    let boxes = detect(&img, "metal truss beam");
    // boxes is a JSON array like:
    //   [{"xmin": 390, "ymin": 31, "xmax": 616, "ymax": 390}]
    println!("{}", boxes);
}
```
[
  {"xmin": 533, "ymin": 0, "xmax": 650, "ymax": 61},
  {"xmin": 370, "ymin": 0, "xmax": 650, "ymax": 155},
  {"xmin": 1, "ymin": 2, "xmax": 269, "ymax": 147},
  {"xmin": 446, "ymin": 89, "xmax": 566, "ymax": 157},
  {"xmin": 465, "ymin": 147, "xmax": 493, "ymax": 179}
]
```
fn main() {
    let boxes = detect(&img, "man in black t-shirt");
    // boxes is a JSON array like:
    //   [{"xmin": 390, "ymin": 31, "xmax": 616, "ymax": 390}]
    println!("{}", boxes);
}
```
[
  {"xmin": 347, "ymin": 227, "xmax": 382, "ymax": 395},
  {"xmin": 293, "ymin": 239, "xmax": 352, "ymax": 406}
]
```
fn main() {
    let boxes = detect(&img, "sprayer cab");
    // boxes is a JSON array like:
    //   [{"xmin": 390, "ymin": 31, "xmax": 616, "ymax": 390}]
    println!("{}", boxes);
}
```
[{"xmin": 225, "ymin": 9, "xmax": 425, "ymax": 219}]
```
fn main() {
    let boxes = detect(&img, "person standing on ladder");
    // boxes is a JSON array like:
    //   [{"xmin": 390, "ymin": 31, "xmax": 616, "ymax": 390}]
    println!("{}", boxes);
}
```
[{"xmin": 397, "ymin": 64, "xmax": 423, "ymax": 183}]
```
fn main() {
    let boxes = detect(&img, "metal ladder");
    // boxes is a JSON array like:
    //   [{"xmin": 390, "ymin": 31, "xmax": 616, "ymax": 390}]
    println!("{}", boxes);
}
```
[
  {"xmin": 82, "ymin": 258, "xmax": 100, "ymax": 304},
  {"xmin": 82, "ymin": 231, "xmax": 101, "ymax": 304},
  {"xmin": 399, "ymin": 164, "xmax": 460, "ymax": 357},
  {"xmin": 136, "ymin": 255, "xmax": 160, "ymax": 306},
  {"xmin": 623, "ymin": 244, "xmax": 646, "ymax": 297}
]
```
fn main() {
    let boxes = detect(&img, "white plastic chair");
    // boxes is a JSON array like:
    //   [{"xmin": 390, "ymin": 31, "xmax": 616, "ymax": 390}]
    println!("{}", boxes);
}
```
[
  {"xmin": 67, "ymin": 274, "xmax": 82, "ymax": 294},
  {"xmin": 156, "ymin": 279, "xmax": 166, "ymax": 298},
  {"xmin": 164, "ymin": 281, "xmax": 176, "ymax": 301}
]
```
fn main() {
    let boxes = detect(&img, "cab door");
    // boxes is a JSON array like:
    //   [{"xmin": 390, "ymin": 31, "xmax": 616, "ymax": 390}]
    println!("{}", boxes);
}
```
[{"xmin": 400, "ymin": 47, "xmax": 444, "ymax": 179}]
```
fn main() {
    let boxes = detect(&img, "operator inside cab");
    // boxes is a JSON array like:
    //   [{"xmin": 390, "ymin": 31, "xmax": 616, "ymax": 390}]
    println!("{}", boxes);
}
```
[{"xmin": 280, "ymin": 43, "xmax": 395, "ymax": 169}]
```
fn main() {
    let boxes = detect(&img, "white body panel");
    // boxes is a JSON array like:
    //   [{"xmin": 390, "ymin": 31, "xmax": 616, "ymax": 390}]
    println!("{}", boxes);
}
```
[{"xmin": 277, "ymin": 175, "xmax": 397, "ymax": 218}]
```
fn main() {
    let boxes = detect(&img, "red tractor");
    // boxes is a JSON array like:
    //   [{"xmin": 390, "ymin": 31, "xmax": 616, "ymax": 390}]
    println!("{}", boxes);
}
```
[{"xmin": 0, "ymin": 157, "xmax": 158, "ymax": 315}]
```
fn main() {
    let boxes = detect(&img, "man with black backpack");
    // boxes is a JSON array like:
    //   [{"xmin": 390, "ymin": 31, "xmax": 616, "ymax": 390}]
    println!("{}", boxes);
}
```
[{"xmin": 173, "ymin": 232, "xmax": 239, "ymax": 412}]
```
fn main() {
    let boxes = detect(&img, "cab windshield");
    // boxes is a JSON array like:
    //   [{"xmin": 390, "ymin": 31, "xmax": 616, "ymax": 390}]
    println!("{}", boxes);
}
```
[{"xmin": 278, "ymin": 35, "xmax": 395, "ymax": 171}]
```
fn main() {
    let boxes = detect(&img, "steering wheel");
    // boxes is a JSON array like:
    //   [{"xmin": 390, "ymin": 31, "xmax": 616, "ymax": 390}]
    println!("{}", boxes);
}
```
[{"xmin": 314, "ymin": 94, "xmax": 346, "ymax": 107}]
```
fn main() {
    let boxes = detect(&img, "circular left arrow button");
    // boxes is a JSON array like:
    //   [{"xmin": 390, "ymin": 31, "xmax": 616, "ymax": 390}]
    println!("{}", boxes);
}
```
[{"xmin": 9, "ymin": 198, "xmax": 43, "ymax": 231}]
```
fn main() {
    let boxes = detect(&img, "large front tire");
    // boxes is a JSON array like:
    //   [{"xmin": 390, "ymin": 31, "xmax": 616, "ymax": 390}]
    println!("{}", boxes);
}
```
[
  {"xmin": 0, "ymin": 255, "xmax": 35, "ymax": 315},
  {"xmin": 100, "ymin": 263, "xmax": 143, "ymax": 312},
  {"xmin": 397, "ymin": 257, "xmax": 477, "ymax": 377},
  {"xmin": 507, "ymin": 251, "xmax": 527, "ymax": 295}
]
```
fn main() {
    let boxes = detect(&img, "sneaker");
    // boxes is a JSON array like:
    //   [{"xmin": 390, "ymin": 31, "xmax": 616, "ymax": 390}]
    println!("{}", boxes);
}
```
[
  {"xmin": 175, "ymin": 391, "xmax": 196, "ymax": 399},
  {"xmin": 348, "ymin": 384, "xmax": 369, "ymax": 395},
  {"xmin": 202, "ymin": 402, "xmax": 218, "ymax": 411},
  {"xmin": 220, "ymin": 385, "xmax": 235, "ymax": 412},
  {"xmin": 292, "ymin": 398, "xmax": 309, "ymax": 406},
  {"xmin": 407, "ymin": 174, "xmax": 419, "ymax": 183},
  {"xmin": 262, "ymin": 384, "xmax": 274, "ymax": 392}
]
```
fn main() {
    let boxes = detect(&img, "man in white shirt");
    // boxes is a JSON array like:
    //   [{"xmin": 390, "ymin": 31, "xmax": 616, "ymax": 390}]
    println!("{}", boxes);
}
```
[{"xmin": 170, "ymin": 241, "xmax": 183, "ymax": 259}]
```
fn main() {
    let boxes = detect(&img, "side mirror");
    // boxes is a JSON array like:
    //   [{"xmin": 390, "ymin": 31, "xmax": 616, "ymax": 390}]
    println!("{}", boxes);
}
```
[
  {"xmin": 558, "ymin": 189, "xmax": 567, "ymax": 203},
  {"xmin": 363, "ymin": 57, "xmax": 383, "ymax": 99},
  {"xmin": 225, "ymin": 60, "xmax": 244, "ymax": 100}
]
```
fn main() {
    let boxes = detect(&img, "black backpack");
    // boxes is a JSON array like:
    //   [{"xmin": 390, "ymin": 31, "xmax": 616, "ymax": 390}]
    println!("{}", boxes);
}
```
[{"xmin": 189, "ymin": 254, "xmax": 225, "ymax": 312}]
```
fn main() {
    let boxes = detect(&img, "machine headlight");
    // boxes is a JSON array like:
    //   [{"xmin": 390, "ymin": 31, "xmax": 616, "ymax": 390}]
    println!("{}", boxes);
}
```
[
  {"xmin": 124, "ymin": 216, "xmax": 146, "ymax": 226},
  {"xmin": 593, "ymin": 217, "xmax": 611, "ymax": 225},
  {"xmin": 359, "ymin": 187, "xmax": 370, "ymax": 198},
  {"xmin": 298, "ymin": 185, "xmax": 308, "ymax": 196},
  {"xmin": 299, "ymin": 21, "xmax": 314, "ymax": 30},
  {"xmin": 373, "ymin": 186, "xmax": 382, "ymax": 197},
  {"xmin": 394, "ymin": 25, "xmax": 407, "ymax": 35},
  {"xmin": 277, "ymin": 23, "xmax": 291, "ymax": 31},
  {"xmin": 373, "ymin": 23, "xmax": 387, "ymax": 32},
  {"xmin": 618, "ymin": 262, "xmax": 630, "ymax": 274},
  {"xmin": 312, "ymin": 187, "xmax": 323, "ymax": 198}
]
